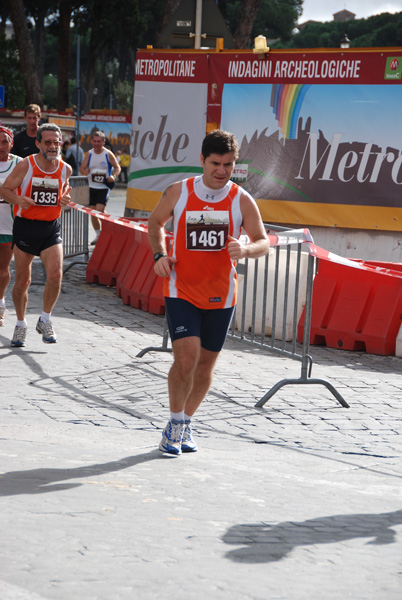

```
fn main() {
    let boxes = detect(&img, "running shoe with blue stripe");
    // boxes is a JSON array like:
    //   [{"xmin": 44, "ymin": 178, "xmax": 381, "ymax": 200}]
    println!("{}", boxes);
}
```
[
  {"xmin": 159, "ymin": 419, "xmax": 185, "ymax": 455},
  {"xmin": 36, "ymin": 318, "xmax": 57, "ymax": 343},
  {"xmin": 181, "ymin": 421, "xmax": 197, "ymax": 452},
  {"xmin": 11, "ymin": 325, "xmax": 27, "ymax": 347}
]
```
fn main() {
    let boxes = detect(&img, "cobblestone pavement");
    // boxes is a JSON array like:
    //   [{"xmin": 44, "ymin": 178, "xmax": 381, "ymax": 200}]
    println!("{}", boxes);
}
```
[{"xmin": 1, "ymin": 259, "xmax": 401, "ymax": 600}]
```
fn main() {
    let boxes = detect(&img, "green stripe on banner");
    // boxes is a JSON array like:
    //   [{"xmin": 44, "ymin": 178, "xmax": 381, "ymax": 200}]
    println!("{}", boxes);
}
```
[
  {"xmin": 129, "ymin": 166, "xmax": 203, "ymax": 181},
  {"xmin": 249, "ymin": 168, "xmax": 313, "ymax": 203}
]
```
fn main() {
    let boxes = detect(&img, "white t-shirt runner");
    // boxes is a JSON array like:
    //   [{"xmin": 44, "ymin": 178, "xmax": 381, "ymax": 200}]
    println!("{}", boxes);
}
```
[
  {"xmin": 0, "ymin": 154, "xmax": 21, "ymax": 236},
  {"xmin": 86, "ymin": 149, "xmax": 113, "ymax": 189}
]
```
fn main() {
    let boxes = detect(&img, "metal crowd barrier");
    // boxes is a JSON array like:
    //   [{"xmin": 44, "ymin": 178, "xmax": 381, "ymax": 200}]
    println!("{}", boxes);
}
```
[
  {"xmin": 136, "ymin": 318, "xmax": 172, "ymax": 358},
  {"xmin": 228, "ymin": 233, "xmax": 348, "ymax": 408},
  {"xmin": 60, "ymin": 204, "xmax": 89, "ymax": 272},
  {"xmin": 61, "ymin": 176, "xmax": 90, "ymax": 273},
  {"xmin": 137, "ymin": 225, "xmax": 349, "ymax": 409}
]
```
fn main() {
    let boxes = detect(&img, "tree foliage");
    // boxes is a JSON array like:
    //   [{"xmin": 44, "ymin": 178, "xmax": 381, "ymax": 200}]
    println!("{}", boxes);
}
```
[
  {"xmin": 232, "ymin": 0, "xmax": 263, "ymax": 49},
  {"xmin": 218, "ymin": 0, "xmax": 303, "ymax": 47},
  {"xmin": 4, "ymin": 1, "xmax": 402, "ymax": 112},
  {"xmin": 275, "ymin": 11, "xmax": 402, "ymax": 48},
  {"xmin": 0, "ymin": 33, "xmax": 25, "ymax": 107},
  {"xmin": 73, "ymin": 0, "xmax": 146, "ymax": 110},
  {"xmin": 7, "ymin": 0, "xmax": 42, "ymax": 105}
]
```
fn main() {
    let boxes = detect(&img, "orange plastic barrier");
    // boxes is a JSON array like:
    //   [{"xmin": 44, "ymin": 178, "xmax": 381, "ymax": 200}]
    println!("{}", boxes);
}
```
[
  {"xmin": 86, "ymin": 219, "xmax": 139, "ymax": 286},
  {"xmin": 297, "ymin": 259, "xmax": 402, "ymax": 355},
  {"xmin": 115, "ymin": 227, "xmax": 162, "ymax": 314},
  {"xmin": 85, "ymin": 214, "xmax": 167, "ymax": 315}
]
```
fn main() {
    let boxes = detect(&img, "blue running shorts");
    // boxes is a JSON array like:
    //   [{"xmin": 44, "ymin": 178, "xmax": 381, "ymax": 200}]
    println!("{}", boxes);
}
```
[{"xmin": 164, "ymin": 297, "xmax": 235, "ymax": 352}]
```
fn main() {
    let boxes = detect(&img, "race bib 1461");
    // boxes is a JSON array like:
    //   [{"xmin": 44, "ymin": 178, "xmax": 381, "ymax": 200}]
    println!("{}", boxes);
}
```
[{"xmin": 186, "ymin": 210, "xmax": 229, "ymax": 250}]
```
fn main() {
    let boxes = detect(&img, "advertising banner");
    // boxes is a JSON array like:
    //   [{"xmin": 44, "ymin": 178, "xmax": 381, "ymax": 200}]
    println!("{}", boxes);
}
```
[
  {"xmin": 211, "ymin": 50, "xmax": 402, "ymax": 230},
  {"xmin": 127, "ymin": 52, "xmax": 209, "ymax": 213},
  {"xmin": 79, "ymin": 114, "xmax": 132, "ymax": 154}
]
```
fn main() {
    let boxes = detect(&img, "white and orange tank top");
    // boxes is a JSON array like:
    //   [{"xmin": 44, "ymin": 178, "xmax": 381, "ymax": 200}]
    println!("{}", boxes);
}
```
[
  {"xmin": 164, "ymin": 175, "xmax": 246, "ymax": 309},
  {"xmin": 0, "ymin": 154, "xmax": 21, "ymax": 235},
  {"xmin": 13, "ymin": 154, "xmax": 68, "ymax": 221}
]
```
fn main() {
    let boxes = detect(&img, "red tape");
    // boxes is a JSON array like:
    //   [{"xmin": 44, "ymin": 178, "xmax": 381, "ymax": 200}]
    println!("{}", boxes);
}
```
[{"xmin": 68, "ymin": 203, "xmax": 401, "ymax": 277}]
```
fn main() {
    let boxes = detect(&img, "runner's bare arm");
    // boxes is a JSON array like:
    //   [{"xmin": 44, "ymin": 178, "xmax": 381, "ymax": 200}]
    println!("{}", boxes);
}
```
[
  {"xmin": 60, "ymin": 180, "xmax": 72, "ymax": 207},
  {"xmin": 79, "ymin": 152, "xmax": 89, "ymax": 175},
  {"xmin": 227, "ymin": 193, "xmax": 269, "ymax": 260},
  {"xmin": 107, "ymin": 150, "xmax": 121, "ymax": 180},
  {"xmin": 148, "ymin": 182, "xmax": 181, "ymax": 277},
  {"xmin": 0, "ymin": 159, "xmax": 35, "ymax": 208},
  {"xmin": 148, "ymin": 182, "xmax": 181, "ymax": 252}
]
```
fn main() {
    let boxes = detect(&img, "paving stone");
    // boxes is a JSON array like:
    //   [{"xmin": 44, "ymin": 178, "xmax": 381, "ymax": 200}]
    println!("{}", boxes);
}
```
[{"xmin": 1, "ymin": 261, "xmax": 402, "ymax": 600}]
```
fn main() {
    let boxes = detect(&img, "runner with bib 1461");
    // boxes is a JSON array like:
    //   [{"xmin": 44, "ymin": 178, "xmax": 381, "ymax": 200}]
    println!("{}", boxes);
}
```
[{"xmin": 148, "ymin": 129, "xmax": 270, "ymax": 455}]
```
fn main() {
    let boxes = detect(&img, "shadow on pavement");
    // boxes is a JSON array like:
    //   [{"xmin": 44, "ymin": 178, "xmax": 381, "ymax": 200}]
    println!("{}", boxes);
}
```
[
  {"xmin": 223, "ymin": 509, "xmax": 402, "ymax": 563},
  {"xmin": 0, "ymin": 450, "xmax": 164, "ymax": 497}
]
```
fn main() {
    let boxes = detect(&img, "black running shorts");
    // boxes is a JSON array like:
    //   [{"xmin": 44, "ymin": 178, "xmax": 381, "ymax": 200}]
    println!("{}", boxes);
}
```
[
  {"xmin": 89, "ymin": 188, "xmax": 110, "ymax": 206},
  {"xmin": 13, "ymin": 216, "xmax": 62, "ymax": 256},
  {"xmin": 164, "ymin": 297, "xmax": 235, "ymax": 352}
]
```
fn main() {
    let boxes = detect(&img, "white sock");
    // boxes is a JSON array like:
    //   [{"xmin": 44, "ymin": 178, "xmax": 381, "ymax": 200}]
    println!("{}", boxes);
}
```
[
  {"xmin": 184, "ymin": 413, "xmax": 192, "ymax": 423},
  {"xmin": 40, "ymin": 312, "xmax": 51, "ymax": 323},
  {"xmin": 16, "ymin": 319, "xmax": 27, "ymax": 327},
  {"xmin": 170, "ymin": 410, "xmax": 184, "ymax": 422},
  {"xmin": 0, "ymin": 298, "xmax": 5, "ymax": 308}
]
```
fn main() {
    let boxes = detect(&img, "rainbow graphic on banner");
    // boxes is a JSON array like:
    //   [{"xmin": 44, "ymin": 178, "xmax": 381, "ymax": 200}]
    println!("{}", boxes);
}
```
[{"xmin": 270, "ymin": 83, "xmax": 310, "ymax": 139}]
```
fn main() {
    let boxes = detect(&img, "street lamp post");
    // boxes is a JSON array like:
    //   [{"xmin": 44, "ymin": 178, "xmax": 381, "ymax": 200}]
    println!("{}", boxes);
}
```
[
  {"xmin": 107, "ymin": 73, "xmax": 113, "ymax": 109},
  {"xmin": 93, "ymin": 87, "xmax": 98, "ymax": 109}
]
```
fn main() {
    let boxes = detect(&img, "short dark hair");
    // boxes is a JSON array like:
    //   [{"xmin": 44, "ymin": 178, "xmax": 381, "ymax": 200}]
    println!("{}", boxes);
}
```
[
  {"xmin": 36, "ymin": 123, "xmax": 61, "ymax": 142},
  {"xmin": 24, "ymin": 103, "xmax": 41, "ymax": 117},
  {"xmin": 201, "ymin": 130, "xmax": 239, "ymax": 160}
]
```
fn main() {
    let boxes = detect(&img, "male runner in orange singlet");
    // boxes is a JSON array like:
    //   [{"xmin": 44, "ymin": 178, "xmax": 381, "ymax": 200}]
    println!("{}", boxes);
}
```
[
  {"xmin": 148, "ymin": 130, "xmax": 270, "ymax": 455},
  {"xmin": 2, "ymin": 123, "xmax": 72, "ymax": 347}
]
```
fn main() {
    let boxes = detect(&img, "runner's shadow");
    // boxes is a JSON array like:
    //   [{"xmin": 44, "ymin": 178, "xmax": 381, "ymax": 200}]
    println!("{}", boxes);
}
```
[
  {"xmin": 223, "ymin": 509, "xmax": 402, "ymax": 563},
  {"xmin": 0, "ymin": 333, "xmax": 47, "ymax": 358},
  {"xmin": 0, "ymin": 450, "xmax": 162, "ymax": 496}
]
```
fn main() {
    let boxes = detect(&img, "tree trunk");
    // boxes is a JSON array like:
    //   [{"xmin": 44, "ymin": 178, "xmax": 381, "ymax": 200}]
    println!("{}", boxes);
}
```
[
  {"xmin": 34, "ymin": 13, "xmax": 46, "ymax": 92},
  {"xmin": 233, "ymin": 0, "xmax": 263, "ymax": 49},
  {"xmin": 7, "ymin": 0, "xmax": 42, "ymax": 105},
  {"xmin": 96, "ymin": 47, "xmax": 108, "ymax": 109},
  {"xmin": 57, "ymin": 0, "xmax": 71, "ymax": 111},
  {"xmin": 84, "ymin": 42, "xmax": 102, "ymax": 112}
]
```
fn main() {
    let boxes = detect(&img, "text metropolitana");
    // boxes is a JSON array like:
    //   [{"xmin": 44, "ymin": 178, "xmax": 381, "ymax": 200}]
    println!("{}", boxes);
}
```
[{"xmin": 136, "ymin": 59, "xmax": 197, "ymax": 78}]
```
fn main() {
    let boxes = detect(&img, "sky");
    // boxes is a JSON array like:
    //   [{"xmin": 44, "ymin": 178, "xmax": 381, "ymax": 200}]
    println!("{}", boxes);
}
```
[{"xmin": 298, "ymin": 0, "xmax": 402, "ymax": 23}]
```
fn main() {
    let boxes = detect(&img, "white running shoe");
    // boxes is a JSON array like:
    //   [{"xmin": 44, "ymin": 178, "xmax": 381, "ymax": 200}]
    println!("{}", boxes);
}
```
[
  {"xmin": 36, "ymin": 318, "xmax": 57, "ymax": 343},
  {"xmin": 11, "ymin": 325, "xmax": 27, "ymax": 347},
  {"xmin": 159, "ymin": 419, "xmax": 185, "ymax": 455},
  {"xmin": 181, "ymin": 422, "xmax": 197, "ymax": 452}
]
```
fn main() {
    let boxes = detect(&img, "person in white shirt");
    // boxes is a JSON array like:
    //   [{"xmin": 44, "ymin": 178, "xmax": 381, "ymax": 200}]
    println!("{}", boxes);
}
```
[
  {"xmin": 0, "ymin": 126, "xmax": 22, "ymax": 326},
  {"xmin": 80, "ymin": 131, "xmax": 120, "ymax": 244}
]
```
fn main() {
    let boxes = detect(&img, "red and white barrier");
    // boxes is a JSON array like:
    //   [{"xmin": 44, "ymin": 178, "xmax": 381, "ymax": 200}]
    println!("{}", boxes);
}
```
[
  {"xmin": 69, "ymin": 202, "xmax": 166, "ymax": 315},
  {"xmin": 69, "ymin": 203, "xmax": 402, "ymax": 354}
]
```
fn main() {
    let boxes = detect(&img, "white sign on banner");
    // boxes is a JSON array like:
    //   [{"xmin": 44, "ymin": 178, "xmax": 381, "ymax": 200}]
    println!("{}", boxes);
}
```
[{"xmin": 129, "ymin": 80, "xmax": 207, "ymax": 194}]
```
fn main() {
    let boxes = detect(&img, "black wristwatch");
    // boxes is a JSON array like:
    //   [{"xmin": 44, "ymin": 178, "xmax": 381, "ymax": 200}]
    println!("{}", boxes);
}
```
[{"xmin": 153, "ymin": 252, "xmax": 166, "ymax": 263}]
